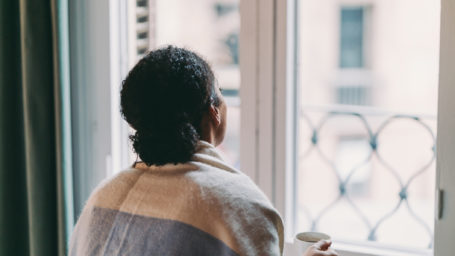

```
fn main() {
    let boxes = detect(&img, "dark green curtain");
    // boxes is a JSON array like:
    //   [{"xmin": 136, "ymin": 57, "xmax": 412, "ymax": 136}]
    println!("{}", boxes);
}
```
[{"xmin": 0, "ymin": 0, "xmax": 72, "ymax": 255}]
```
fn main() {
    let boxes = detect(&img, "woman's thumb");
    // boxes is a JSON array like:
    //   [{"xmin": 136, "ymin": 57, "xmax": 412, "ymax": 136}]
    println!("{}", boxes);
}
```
[{"xmin": 313, "ymin": 240, "xmax": 332, "ymax": 251}]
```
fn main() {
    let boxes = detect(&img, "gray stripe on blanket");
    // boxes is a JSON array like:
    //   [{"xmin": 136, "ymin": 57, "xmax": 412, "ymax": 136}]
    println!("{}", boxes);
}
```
[{"xmin": 72, "ymin": 207, "xmax": 239, "ymax": 256}]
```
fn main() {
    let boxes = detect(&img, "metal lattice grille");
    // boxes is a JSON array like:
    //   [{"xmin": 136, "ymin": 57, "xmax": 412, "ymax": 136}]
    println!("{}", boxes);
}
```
[{"xmin": 298, "ymin": 106, "xmax": 436, "ymax": 248}]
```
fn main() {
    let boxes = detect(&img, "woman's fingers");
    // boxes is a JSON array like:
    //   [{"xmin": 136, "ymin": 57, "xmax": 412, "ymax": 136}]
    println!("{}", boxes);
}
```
[
  {"xmin": 313, "ymin": 240, "xmax": 332, "ymax": 250},
  {"xmin": 303, "ymin": 240, "xmax": 338, "ymax": 256},
  {"xmin": 315, "ymin": 248, "xmax": 338, "ymax": 256}
]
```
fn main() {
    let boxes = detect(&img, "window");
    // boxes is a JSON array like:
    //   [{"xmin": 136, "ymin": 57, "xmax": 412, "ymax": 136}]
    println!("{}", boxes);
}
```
[
  {"xmin": 336, "ymin": 6, "xmax": 372, "ymax": 106},
  {"xmin": 340, "ymin": 7, "xmax": 364, "ymax": 68},
  {"xmin": 120, "ymin": 0, "xmax": 242, "ymax": 168},
  {"xmin": 297, "ymin": 0, "xmax": 440, "ymax": 254},
  {"xmin": 152, "ymin": 0, "xmax": 241, "ymax": 168},
  {"xmin": 69, "ymin": 0, "xmax": 455, "ymax": 255}
]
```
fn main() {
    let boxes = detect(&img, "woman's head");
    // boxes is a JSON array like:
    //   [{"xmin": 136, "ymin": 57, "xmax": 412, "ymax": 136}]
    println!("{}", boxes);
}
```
[{"xmin": 120, "ymin": 46, "xmax": 226, "ymax": 166}]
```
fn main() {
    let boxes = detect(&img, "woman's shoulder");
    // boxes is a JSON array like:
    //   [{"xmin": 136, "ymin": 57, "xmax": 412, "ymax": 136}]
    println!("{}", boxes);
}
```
[
  {"xmin": 84, "ymin": 168, "xmax": 144, "ymax": 208},
  {"xmin": 189, "ymin": 153, "xmax": 275, "ymax": 212}
]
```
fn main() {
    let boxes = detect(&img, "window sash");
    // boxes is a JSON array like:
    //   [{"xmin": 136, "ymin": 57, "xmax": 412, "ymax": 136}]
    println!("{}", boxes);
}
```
[
  {"xmin": 239, "ymin": 0, "xmax": 452, "ymax": 255},
  {"xmin": 434, "ymin": 0, "xmax": 455, "ymax": 255}
]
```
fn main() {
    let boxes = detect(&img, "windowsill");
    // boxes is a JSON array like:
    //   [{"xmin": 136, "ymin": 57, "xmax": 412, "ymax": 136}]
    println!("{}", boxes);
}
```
[
  {"xmin": 285, "ymin": 239, "xmax": 432, "ymax": 256},
  {"xmin": 333, "ymin": 240, "xmax": 432, "ymax": 256}
]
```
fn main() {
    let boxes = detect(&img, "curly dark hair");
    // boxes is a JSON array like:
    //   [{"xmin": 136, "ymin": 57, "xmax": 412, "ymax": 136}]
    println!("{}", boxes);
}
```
[{"xmin": 120, "ymin": 46, "xmax": 220, "ymax": 166}]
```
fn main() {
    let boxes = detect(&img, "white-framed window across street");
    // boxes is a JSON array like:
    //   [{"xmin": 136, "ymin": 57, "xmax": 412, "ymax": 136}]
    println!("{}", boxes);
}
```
[{"xmin": 68, "ymin": 0, "xmax": 455, "ymax": 255}]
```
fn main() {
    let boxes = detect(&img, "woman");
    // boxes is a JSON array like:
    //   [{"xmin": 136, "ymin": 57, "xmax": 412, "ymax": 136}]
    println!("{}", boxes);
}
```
[{"xmin": 69, "ymin": 46, "xmax": 337, "ymax": 256}]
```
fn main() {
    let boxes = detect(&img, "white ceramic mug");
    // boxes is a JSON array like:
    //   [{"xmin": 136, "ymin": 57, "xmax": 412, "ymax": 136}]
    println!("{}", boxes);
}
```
[{"xmin": 294, "ymin": 231, "xmax": 331, "ymax": 255}]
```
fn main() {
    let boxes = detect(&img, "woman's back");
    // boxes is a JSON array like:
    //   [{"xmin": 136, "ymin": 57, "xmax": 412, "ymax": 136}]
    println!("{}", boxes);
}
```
[{"xmin": 69, "ymin": 141, "xmax": 284, "ymax": 256}]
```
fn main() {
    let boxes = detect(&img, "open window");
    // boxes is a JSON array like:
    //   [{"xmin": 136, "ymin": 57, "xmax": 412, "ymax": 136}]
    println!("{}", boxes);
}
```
[{"xmin": 69, "ymin": 0, "xmax": 455, "ymax": 255}]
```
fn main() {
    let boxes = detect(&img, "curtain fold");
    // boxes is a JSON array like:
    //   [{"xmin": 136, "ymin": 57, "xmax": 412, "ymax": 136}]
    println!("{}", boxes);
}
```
[{"xmin": 0, "ymin": 0, "xmax": 72, "ymax": 255}]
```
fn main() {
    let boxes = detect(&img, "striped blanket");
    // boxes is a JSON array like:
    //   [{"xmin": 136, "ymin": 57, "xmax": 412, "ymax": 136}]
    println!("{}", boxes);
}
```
[{"xmin": 69, "ymin": 141, "xmax": 284, "ymax": 256}]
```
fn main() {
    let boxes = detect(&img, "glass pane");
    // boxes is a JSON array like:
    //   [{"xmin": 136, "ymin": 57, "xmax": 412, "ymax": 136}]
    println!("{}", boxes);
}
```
[
  {"xmin": 297, "ymin": 0, "xmax": 440, "ymax": 250},
  {"xmin": 340, "ymin": 8, "xmax": 364, "ymax": 68},
  {"xmin": 151, "ymin": 0, "xmax": 241, "ymax": 167}
]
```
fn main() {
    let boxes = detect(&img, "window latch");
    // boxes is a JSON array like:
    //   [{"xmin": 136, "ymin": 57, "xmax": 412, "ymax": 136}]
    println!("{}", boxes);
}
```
[{"xmin": 438, "ymin": 189, "xmax": 445, "ymax": 220}]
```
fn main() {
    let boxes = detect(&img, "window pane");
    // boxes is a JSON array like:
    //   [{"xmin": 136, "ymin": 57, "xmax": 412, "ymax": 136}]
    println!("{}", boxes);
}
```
[
  {"xmin": 340, "ymin": 8, "xmax": 364, "ymax": 68},
  {"xmin": 139, "ymin": 0, "xmax": 241, "ymax": 167},
  {"xmin": 297, "ymin": 0, "xmax": 440, "ymax": 250}
]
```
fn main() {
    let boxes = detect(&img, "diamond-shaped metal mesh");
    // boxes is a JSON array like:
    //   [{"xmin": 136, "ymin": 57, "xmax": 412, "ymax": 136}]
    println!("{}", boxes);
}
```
[{"xmin": 299, "ymin": 107, "xmax": 436, "ymax": 248}]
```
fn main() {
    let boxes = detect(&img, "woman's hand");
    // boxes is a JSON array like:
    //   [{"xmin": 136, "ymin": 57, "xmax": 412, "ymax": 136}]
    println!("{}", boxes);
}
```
[{"xmin": 302, "ymin": 240, "xmax": 338, "ymax": 256}]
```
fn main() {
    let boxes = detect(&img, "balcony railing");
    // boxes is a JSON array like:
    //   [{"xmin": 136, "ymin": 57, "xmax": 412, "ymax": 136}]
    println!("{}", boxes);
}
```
[{"xmin": 298, "ymin": 105, "xmax": 436, "ymax": 249}]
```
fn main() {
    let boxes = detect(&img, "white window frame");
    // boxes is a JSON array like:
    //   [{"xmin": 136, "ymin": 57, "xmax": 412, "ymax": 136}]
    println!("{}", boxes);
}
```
[
  {"xmin": 240, "ymin": 0, "xmax": 454, "ymax": 255},
  {"xmin": 434, "ymin": 0, "xmax": 455, "ymax": 255},
  {"xmin": 69, "ymin": 0, "xmax": 115, "ymax": 216},
  {"xmin": 69, "ymin": 0, "xmax": 132, "ymax": 216},
  {"xmin": 239, "ymin": 0, "xmax": 297, "ymax": 240}
]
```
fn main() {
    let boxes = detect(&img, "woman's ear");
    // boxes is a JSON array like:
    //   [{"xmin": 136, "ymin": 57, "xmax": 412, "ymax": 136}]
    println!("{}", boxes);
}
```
[{"xmin": 209, "ymin": 104, "xmax": 221, "ymax": 126}]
